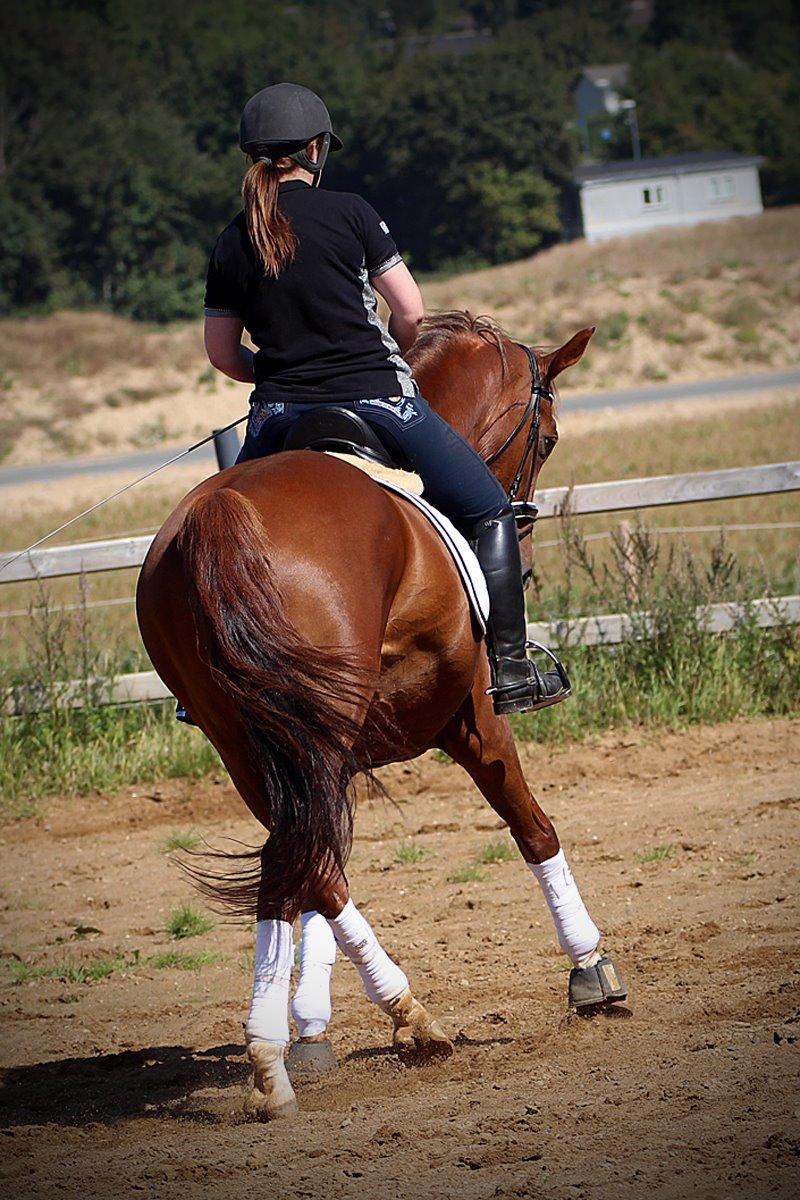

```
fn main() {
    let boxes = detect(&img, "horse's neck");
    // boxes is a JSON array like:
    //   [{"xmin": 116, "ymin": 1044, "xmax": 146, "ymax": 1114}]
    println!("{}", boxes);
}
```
[{"xmin": 413, "ymin": 347, "xmax": 502, "ymax": 454}]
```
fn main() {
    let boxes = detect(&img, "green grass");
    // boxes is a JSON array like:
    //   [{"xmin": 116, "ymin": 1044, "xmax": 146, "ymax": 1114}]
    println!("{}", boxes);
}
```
[
  {"xmin": 166, "ymin": 905, "xmax": 215, "ymax": 940},
  {"xmin": 9, "ymin": 955, "xmax": 127, "ymax": 984},
  {"xmin": 591, "ymin": 310, "xmax": 629, "ymax": 348},
  {"xmin": 161, "ymin": 830, "xmax": 202, "ymax": 853},
  {"xmin": 4, "ymin": 948, "xmax": 221, "ymax": 986},
  {"xmin": 517, "ymin": 524, "xmax": 800, "ymax": 746},
  {"xmin": 477, "ymin": 837, "xmax": 516, "ymax": 864},
  {"xmin": 0, "ymin": 703, "xmax": 221, "ymax": 815},
  {"xmin": 147, "ymin": 950, "xmax": 220, "ymax": 971},
  {"xmin": 447, "ymin": 864, "xmax": 488, "ymax": 884},
  {"xmin": 395, "ymin": 839, "xmax": 426, "ymax": 865},
  {"xmin": 0, "ymin": 582, "xmax": 221, "ymax": 814},
  {"xmin": 636, "ymin": 844, "xmax": 675, "ymax": 863}
]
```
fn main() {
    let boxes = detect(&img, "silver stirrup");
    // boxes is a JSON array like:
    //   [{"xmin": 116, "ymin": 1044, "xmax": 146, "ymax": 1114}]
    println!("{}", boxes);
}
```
[{"xmin": 525, "ymin": 639, "xmax": 572, "ymax": 692}]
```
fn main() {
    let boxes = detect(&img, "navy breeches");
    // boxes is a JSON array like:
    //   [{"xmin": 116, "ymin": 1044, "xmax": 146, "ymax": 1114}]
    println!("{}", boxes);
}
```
[{"xmin": 236, "ymin": 390, "xmax": 508, "ymax": 532}]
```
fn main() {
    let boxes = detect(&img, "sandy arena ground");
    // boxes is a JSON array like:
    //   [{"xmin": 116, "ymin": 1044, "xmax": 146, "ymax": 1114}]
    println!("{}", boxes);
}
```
[{"xmin": 1, "ymin": 717, "xmax": 798, "ymax": 1199}]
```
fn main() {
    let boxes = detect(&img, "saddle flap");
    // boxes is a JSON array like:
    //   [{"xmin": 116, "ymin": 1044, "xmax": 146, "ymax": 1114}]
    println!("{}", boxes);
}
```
[{"xmin": 282, "ymin": 407, "xmax": 399, "ymax": 469}]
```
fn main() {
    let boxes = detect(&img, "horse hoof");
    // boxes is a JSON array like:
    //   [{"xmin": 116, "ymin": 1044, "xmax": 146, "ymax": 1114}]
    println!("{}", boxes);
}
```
[
  {"xmin": 244, "ymin": 1040, "xmax": 299, "ymax": 1121},
  {"xmin": 568, "ymin": 955, "xmax": 628, "ymax": 1010},
  {"xmin": 381, "ymin": 988, "xmax": 454, "ymax": 1061},
  {"xmin": 244, "ymin": 1091, "xmax": 300, "ymax": 1121},
  {"xmin": 286, "ymin": 1037, "xmax": 339, "ymax": 1084}
]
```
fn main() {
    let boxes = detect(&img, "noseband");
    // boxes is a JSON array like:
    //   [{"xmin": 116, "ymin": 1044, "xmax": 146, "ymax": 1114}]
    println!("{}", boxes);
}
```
[{"xmin": 486, "ymin": 342, "xmax": 553, "ymax": 532}]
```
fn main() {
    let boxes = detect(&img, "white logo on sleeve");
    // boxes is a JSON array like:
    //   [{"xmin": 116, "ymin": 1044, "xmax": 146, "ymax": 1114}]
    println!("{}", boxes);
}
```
[{"xmin": 379, "ymin": 220, "xmax": 390, "ymax": 234}]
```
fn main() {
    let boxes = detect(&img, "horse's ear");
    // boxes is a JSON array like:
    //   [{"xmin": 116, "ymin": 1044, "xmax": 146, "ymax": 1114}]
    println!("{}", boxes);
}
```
[{"xmin": 542, "ymin": 327, "xmax": 595, "ymax": 382}]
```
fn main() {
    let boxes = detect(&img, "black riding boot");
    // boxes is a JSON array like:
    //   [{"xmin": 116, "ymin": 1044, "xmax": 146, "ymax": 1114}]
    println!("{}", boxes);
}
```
[{"xmin": 472, "ymin": 509, "xmax": 571, "ymax": 716}]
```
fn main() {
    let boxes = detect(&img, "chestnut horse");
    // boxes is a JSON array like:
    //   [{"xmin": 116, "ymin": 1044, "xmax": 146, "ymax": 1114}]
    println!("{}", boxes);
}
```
[{"xmin": 136, "ymin": 313, "xmax": 618, "ymax": 1119}]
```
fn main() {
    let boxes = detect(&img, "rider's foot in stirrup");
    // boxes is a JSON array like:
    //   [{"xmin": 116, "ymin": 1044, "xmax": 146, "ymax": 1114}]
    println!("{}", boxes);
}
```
[{"xmin": 488, "ymin": 644, "xmax": 572, "ymax": 716}]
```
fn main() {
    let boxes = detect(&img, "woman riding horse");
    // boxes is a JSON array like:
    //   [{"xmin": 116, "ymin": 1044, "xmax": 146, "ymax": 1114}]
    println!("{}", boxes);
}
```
[
  {"xmin": 201, "ymin": 82, "xmax": 567, "ymax": 717},
  {"xmin": 137, "ymin": 83, "xmax": 626, "ymax": 1122}
]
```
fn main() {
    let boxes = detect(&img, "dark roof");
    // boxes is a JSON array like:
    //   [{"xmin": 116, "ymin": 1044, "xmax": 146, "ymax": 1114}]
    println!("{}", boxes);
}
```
[{"xmin": 574, "ymin": 151, "xmax": 762, "ymax": 184}]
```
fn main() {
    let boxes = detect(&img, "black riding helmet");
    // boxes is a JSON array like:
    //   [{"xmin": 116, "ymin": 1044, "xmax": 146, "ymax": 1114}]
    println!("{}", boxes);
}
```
[{"xmin": 239, "ymin": 83, "xmax": 342, "ymax": 180}]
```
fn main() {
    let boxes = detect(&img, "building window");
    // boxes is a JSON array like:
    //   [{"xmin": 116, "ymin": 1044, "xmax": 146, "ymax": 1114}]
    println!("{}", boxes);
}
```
[
  {"xmin": 642, "ymin": 183, "xmax": 667, "ymax": 208},
  {"xmin": 709, "ymin": 175, "xmax": 736, "ymax": 202}
]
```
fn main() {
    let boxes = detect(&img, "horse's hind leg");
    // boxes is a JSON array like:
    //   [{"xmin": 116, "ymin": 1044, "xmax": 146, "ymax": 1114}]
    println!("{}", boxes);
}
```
[
  {"xmin": 310, "ymin": 872, "xmax": 454, "ymax": 1061},
  {"xmin": 243, "ymin": 841, "xmax": 311, "ymax": 1122},
  {"xmin": 437, "ymin": 685, "xmax": 627, "ymax": 1010},
  {"xmin": 244, "ymin": 913, "xmax": 300, "ymax": 1121}
]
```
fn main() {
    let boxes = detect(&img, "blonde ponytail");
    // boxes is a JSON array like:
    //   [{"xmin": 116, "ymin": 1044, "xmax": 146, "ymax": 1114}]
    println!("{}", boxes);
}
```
[{"xmin": 242, "ymin": 157, "xmax": 299, "ymax": 277}]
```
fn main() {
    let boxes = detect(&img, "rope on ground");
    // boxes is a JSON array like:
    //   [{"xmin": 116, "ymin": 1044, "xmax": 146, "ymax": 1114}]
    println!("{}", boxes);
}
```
[{"xmin": 0, "ymin": 416, "xmax": 247, "ymax": 579}]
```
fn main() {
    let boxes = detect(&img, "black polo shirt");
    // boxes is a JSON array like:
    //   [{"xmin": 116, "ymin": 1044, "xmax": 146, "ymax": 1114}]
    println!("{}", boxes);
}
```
[{"xmin": 204, "ymin": 181, "xmax": 415, "ymax": 402}]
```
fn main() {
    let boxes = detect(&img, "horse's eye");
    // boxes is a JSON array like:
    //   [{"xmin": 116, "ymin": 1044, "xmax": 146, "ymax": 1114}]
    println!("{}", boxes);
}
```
[{"xmin": 541, "ymin": 436, "xmax": 558, "ymax": 457}]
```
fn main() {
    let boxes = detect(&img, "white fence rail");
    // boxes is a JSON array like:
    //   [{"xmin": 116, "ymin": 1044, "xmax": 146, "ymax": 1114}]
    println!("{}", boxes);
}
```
[
  {"xmin": 2, "ymin": 459, "xmax": 798, "ymax": 715},
  {"xmin": 2, "ymin": 460, "xmax": 798, "ymax": 584},
  {"xmin": 4, "ymin": 596, "xmax": 798, "ymax": 717}
]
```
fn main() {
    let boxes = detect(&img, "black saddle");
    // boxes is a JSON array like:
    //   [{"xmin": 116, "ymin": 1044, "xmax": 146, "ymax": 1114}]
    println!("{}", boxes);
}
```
[{"xmin": 282, "ymin": 407, "xmax": 408, "ymax": 470}]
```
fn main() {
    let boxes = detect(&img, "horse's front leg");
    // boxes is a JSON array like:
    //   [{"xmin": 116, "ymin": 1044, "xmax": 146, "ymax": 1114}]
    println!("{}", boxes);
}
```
[
  {"xmin": 283, "ymin": 910, "xmax": 340, "ymax": 1082},
  {"xmin": 437, "ymin": 682, "xmax": 627, "ymax": 1010},
  {"xmin": 310, "ymin": 873, "xmax": 454, "ymax": 1061}
]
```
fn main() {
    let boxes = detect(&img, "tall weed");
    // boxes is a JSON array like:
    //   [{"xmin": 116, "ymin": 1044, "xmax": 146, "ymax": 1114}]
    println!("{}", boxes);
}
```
[
  {"xmin": 521, "ymin": 517, "xmax": 799, "ymax": 742},
  {"xmin": 0, "ymin": 581, "xmax": 218, "ymax": 812}
]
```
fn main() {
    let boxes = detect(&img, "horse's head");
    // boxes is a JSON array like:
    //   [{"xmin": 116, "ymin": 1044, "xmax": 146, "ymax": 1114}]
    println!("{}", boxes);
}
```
[
  {"xmin": 409, "ymin": 311, "xmax": 594, "ymax": 504},
  {"xmin": 409, "ymin": 312, "xmax": 593, "ymax": 586}
]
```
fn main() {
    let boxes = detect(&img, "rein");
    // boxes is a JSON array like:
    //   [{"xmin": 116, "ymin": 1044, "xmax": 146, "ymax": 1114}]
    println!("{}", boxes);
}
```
[{"xmin": 486, "ymin": 342, "xmax": 552, "ymax": 530}]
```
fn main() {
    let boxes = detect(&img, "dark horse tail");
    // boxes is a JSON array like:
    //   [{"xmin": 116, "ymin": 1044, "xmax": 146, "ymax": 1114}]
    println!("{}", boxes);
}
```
[{"xmin": 177, "ymin": 487, "xmax": 364, "ymax": 917}]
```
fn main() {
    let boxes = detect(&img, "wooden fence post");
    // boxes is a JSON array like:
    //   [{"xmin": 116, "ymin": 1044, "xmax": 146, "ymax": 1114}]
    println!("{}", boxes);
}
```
[{"xmin": 617, "ymin": 520, "xmax": 639, "ymax": 605}]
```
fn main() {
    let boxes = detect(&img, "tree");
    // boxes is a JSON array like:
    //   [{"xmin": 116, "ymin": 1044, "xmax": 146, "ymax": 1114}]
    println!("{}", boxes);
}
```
[
  {"xmin": 627, "ymin": 43, "xmax": 800, "ymax": 205},
  {"xmin": 356, "ymin": 21, "xmax": 576, "ymax": 269}
]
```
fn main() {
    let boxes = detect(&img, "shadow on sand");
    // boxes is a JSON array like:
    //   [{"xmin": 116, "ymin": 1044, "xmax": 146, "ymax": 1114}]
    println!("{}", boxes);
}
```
[{"xmin": 0, "ymin": 1043, "xmax": 248, "ymax": 1128}]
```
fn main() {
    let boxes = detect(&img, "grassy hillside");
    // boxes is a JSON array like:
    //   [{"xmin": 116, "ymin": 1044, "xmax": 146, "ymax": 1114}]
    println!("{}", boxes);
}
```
[
  {"xmin": 425, "ymin": 207, "xmax": 800, "ymax": 390},
  {"xmin": 0, "ymin": 207, "xmax": 798, "ymax": 468}
]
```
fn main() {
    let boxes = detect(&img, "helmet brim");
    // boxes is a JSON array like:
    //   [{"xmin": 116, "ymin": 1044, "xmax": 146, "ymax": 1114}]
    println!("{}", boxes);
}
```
[{"xmin": 241, "ymin": 132, "xmax": 343, "ymax": 157}]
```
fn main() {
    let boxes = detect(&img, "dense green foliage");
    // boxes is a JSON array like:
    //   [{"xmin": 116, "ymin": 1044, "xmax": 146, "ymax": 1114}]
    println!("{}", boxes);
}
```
[{"xmin": 1, "ymin": 0, "xmax": 798, "ymax": 318}]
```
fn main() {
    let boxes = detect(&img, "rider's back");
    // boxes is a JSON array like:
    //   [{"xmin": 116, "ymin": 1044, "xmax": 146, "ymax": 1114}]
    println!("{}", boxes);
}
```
[{"xmin": 206, "ymin": 183, "xmax": 414, "ymax": 403}]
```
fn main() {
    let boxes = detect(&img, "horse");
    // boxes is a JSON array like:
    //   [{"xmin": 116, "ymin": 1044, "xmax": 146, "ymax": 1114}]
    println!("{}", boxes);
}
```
[{"xmin": 136, "ymin": 312, "xmax": 624, "ymax": 1120}]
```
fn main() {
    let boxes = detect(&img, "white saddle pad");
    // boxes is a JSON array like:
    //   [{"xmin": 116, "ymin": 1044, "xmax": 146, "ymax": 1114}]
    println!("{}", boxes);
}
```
[{"xmin": 376, "ymin": 479, "xmax": 490, "ymax": 634}]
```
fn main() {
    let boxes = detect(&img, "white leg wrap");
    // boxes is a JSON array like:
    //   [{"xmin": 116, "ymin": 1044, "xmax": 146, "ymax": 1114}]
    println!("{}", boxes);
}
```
[
  {"xmin": 528, "ymin": 849, "xmax": 601, "ymax": 966},
  {"xmin": 328, "ymin": 899, "xmax": 408, "ymax": 1006},
  {"xmin": 291, "ymin": 910, "xmax": 337, "ymax": 1038},
  {"xmin": 245, "ymin": 919, "xmax": 294, "ymax": 1045}
]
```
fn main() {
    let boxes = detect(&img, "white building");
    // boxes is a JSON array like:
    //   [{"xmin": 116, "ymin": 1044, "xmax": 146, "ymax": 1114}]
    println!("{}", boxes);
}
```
[{"xmin": 574, "ymin": 151, "xmax": 764, "ymax": 243}]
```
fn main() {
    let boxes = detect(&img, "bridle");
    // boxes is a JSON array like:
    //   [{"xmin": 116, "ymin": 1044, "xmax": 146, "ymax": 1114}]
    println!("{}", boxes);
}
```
[{"xmin": 486, "ymin": 342, "xmax": 553, "ymax": 538}]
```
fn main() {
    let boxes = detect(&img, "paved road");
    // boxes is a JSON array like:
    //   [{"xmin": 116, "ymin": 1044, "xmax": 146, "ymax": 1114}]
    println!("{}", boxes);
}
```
[
  {"xmin": 2, "ymin": 365, "xmax": 798, "ymax": 489},
  {"xmin": 558, "ymin": 366, "xmax": 800, "ymax": 413}
]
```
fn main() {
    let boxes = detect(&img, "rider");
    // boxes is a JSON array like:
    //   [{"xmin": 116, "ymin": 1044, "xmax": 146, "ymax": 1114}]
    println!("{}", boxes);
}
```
[{"xmin": 201, "ymin": 82, "xmax": 569, "ymax": 717}]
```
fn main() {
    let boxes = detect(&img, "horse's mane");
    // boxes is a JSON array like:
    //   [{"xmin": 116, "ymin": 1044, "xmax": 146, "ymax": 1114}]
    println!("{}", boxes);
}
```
[{"xmin": 408, "ymin": 310, "xmax": 509, "ymax": 375}]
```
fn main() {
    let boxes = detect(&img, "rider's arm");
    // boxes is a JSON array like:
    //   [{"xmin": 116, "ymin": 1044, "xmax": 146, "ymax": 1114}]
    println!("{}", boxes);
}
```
[
  {"xmin": 204, "ymin": 316, "xmax": 255, "ymax": 383},
  {"xmin": 371, "ymin": 262, "xmax": 424, "ymax": 356}
]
